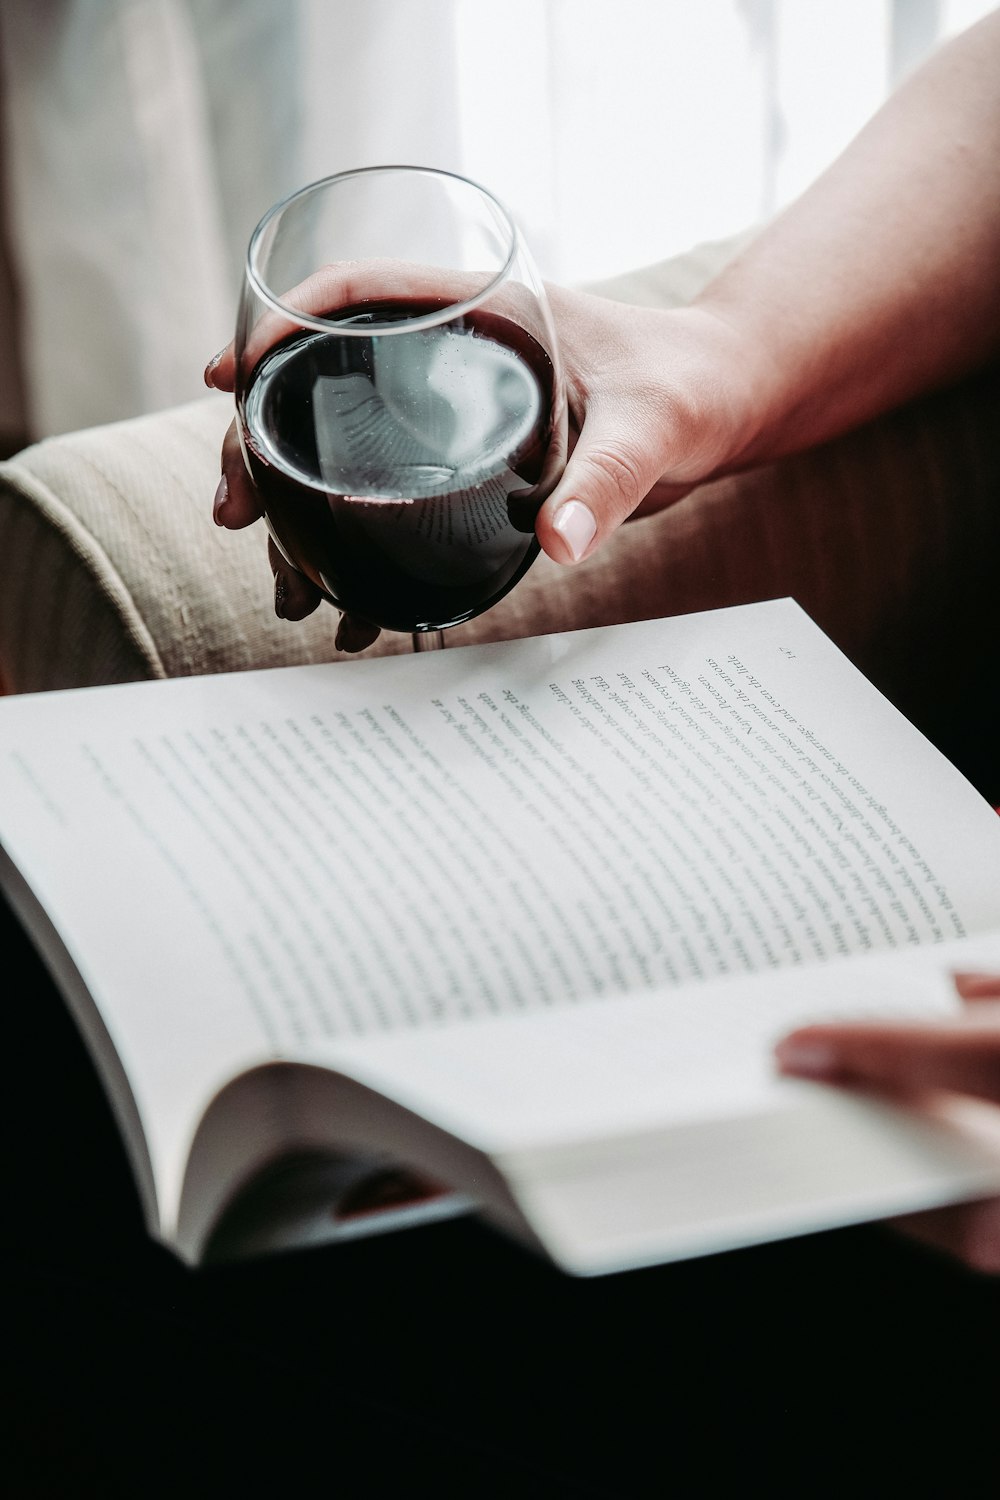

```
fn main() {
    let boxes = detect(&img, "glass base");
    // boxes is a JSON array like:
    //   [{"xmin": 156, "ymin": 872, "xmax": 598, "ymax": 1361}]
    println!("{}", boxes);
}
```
[{"xmin": 412, "ymin": 630, "xmax": 446, "ymax": 652}]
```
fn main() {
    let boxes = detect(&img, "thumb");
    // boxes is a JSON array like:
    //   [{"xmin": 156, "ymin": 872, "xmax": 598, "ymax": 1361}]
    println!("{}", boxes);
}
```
[{"xmin": 536, "ymin": 405, "xmax": 668, "ymax": 566}]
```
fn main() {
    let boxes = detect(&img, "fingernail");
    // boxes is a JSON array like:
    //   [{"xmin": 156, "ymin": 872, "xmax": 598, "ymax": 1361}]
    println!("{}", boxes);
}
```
[
  {"xmin": 204, "ymin": 349, "xmax": 226, "ymax": 387},
  {"xmin": 551, "ymin": 499, "xmax": 597, "ymax": 563},
  {"xmin": 212, "ymin": 473, "xmax": 229, "ymax": 525},
  {"xmin": 274, "ymin": 572, "xmax": 288, "ymax": 619},
  {"xmin": 775, "ymin": 1039, "xmax": 838, "ymax": 1078}
]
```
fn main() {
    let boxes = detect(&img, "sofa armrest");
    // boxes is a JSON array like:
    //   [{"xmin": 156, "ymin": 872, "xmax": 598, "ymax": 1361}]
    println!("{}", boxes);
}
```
[
  {"xmin": 0, "ymin": 234, "xmax": 750, "ymax": 695},
  {"xmin": 0, "ymin": 396, "xmax": 353, "ymax": 693}
]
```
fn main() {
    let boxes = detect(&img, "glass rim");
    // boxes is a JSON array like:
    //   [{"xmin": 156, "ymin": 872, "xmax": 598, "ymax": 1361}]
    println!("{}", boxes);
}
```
[{"xmin": 245, "ymin": 164, "xmax": 522, "ymax": 337}]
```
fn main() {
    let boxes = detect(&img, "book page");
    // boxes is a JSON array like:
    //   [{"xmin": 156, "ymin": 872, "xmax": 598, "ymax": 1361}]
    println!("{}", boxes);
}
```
[
  {"xmin": 310, "ymin": 930, "xmax": 1000, "ymax": 1273},
  {"xmin": 317, "ymin": 929, "xmax": 1000, "ymax": 1155},
  {"xmin": 1, "ymin": 598, "xmax": 999, "ymax": 1228}
]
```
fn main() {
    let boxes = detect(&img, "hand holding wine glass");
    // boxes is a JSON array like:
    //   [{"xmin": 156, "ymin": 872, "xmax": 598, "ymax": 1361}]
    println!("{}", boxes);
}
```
[
  {"xmin": 207, "ymin": 171, "xmax": 773, "ymax": 653},
  {"xmin": 211, "ymin": 166, "xmax": 568, "ymax": 653}
]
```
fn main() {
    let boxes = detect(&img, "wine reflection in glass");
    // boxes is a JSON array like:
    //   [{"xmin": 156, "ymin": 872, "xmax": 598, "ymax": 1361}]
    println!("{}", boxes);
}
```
[{"xmin": 234, "ymin": 165, "xmax": 567, "ymax": 652}]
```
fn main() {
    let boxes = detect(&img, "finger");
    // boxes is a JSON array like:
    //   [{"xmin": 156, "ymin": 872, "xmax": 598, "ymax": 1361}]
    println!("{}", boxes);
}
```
[
  {"xmin": 216, "ymin": 421, "xmax": 264, "ymax": 529},
  {"xmin": 953, "ymin": 971, "xmax": 1000, "ymax": 1001},
  {"xmin": 204, "ymin": 341, "xmax": 235, "ymax": 392},
  {"xmin": 267, "ymin": 538, "xmax": 322, "ymax": 622},
  {"xmin": 334, "ymin": 614, "xmax": 382, "ymax": 653},
  {"xmin": 217, "ymin": 419, "xmax": 339, "ymax": 625},
  {"xmin": 775, "ymin": 1012, "xmax": 1000, "ymax": 1104},
  {"xmin": 557, "ymin": 416, "xmax": 692, "ymax": 525},
  {"xmin": 889, "ymin": 1194, "xmax": 1000, "ymax": 1276},
  {"xmin": 537, "ymin": 395, "xmax": 671, "ymax": 565},
  {"xmin": 269, "ymin": 549, "xmax": 381, "ymax": 646},
  {"xmin": 205, "ymin": 260, "xmax": 507, "ymax": 394}
]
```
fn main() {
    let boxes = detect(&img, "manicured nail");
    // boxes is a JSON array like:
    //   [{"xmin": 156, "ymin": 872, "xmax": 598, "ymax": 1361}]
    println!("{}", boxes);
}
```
[
  {"xmin": 212, "ymin": 473, "xmax": 229, "ymax": 525},
  {"xmin": 551, "ymin": 499, "xmax": 597, "ymax": 563},
  {"xmin": 775, "ymin": 1039, "xmax": 838, "ymax": 1078},
  {"xmin": 204, "ymin": 349, "xmax": 226, "ymax": 387},
  {"xmin": 274, "ymin": 572, "xmax": 288, "ymax": 619}
]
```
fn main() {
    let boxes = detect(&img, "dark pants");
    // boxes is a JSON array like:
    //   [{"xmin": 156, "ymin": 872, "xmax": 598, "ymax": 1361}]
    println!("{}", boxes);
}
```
[{"xmin": 3, "ymin": 890, "xmax": 999, "ymax": 1500}]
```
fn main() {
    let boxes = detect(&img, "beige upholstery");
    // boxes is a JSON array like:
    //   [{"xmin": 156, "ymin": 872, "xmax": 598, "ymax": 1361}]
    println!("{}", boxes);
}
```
[{"xmin": 1, "ymin": 231, "xmax": 998, "ymax": 793}]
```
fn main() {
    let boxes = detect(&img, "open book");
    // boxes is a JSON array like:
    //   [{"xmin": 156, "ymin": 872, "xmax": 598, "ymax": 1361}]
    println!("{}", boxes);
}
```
[{"xmin": 4, "ymin": 597, "xmax": 1000, "ymax": 1276}]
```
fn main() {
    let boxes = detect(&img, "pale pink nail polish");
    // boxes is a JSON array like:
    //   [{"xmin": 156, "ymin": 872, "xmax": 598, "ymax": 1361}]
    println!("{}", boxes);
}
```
[
  {"xmin": 204, "ymin": 350, "xmax": 226, "ymax": 388},
  {"xmin": 212, "ymin": 473, "xmax": 229, "ymax": 525},
  {"xmin": 552, "ymin": 500, "xmax": 597, "ymax": 563}
]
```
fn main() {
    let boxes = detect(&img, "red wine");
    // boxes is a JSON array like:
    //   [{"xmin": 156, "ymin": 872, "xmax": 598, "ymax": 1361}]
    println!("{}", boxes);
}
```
[{"xmin": 238, "ymin": 299, "xmax": 559, "ymax": 634}]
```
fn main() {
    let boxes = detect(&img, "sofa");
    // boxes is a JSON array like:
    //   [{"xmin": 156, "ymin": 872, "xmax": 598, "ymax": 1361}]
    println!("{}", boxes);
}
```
[{"xmin": 2, "ymin": 233, "xmax": 999, "ymax": 801}]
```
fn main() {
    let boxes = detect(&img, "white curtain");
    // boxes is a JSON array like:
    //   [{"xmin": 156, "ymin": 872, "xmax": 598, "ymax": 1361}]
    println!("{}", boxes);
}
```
[{"xmin": 0, "ymin": 0, "xmax": 993, "ymax": 440}]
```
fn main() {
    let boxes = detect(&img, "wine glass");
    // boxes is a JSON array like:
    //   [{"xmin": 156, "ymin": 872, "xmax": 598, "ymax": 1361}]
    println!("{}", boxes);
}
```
[{"xmin": 234, "ymin": 165, "xmax": 567, "ymax": 652}]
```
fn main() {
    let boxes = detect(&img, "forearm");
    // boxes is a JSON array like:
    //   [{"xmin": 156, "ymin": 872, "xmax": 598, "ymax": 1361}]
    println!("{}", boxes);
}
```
[
  {"xmin": 208, "ymin": 9, "xmax": 1000, "ymax": 576},
  {"xmin": 696, "ymin": 8, "xmax": 1000, "ymax": 470}
]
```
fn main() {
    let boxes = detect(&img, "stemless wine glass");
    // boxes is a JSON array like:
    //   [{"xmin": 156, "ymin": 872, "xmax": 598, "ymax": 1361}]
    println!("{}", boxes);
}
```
[{"xmin": 234, "ymin": 165, "xmax": 567, "ymax": 652}]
